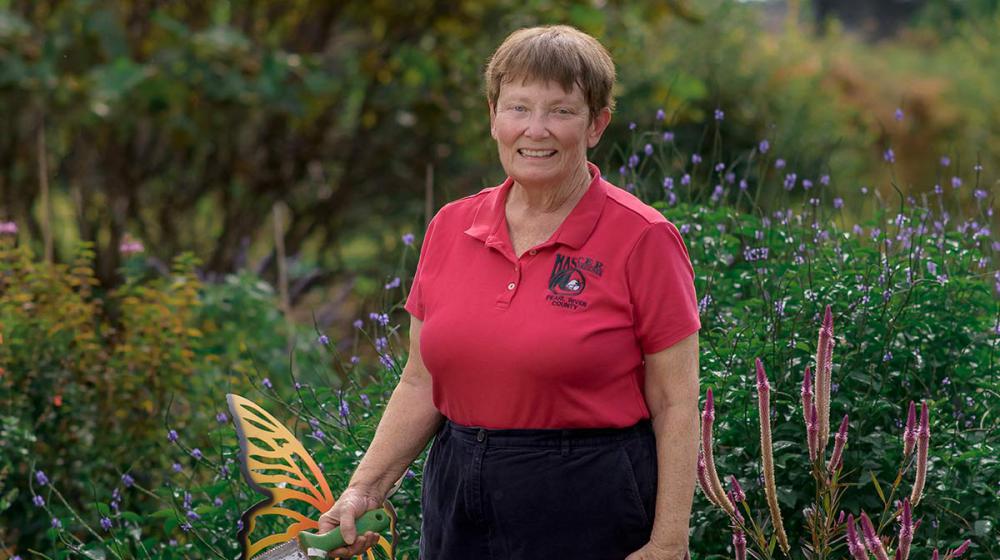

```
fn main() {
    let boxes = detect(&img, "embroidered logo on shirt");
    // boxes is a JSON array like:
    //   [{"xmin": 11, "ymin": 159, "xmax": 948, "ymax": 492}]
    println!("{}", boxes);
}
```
[{"xmin": 547, "ymin": 253, "xmax": 604, "ymax": 310}]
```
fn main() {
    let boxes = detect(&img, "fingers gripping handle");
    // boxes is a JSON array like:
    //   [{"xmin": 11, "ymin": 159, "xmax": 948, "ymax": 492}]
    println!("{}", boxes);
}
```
[{"xmin": 298, "ymin": 510, "xmax": 391, "ymax": 555}]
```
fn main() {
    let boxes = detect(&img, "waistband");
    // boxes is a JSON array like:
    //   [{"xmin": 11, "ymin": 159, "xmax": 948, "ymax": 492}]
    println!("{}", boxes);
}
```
[{"xmin": 442, "ymin": 417, "xmax": 653, "ymax": 449}]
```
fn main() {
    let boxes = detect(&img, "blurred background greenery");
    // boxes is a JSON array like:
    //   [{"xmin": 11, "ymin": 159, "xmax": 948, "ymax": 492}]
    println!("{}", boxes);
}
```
[{"xmin": 1, "ymin": 0, "xmax": 998, "ymax": 558}]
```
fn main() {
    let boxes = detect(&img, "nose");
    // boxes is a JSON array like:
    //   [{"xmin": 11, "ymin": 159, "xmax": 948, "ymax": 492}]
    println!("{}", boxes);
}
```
[{"xmin": 523, "ymin": 112, "xmax": 551, "ymax": 139}]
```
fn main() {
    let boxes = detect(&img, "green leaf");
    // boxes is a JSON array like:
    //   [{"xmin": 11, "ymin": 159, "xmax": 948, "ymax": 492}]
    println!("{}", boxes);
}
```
[{"xmin": 869, "ymin": 471, "xmax": 886, "ymax": 505}]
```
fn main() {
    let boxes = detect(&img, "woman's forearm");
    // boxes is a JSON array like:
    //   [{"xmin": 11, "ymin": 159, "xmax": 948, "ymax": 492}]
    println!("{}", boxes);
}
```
[
  {"xmin": 649, "ymin": 403, "xmax": 700, "ymax": 552},
  {"xmin": 347, "ymin": 376, "xmax": 445, "ymax": 501}
]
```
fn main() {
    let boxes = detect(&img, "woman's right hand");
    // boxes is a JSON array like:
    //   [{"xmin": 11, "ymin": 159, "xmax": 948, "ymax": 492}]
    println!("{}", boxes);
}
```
[{"xmin": 317, "ymin": 486, "xmax": 385, "ymax": 559}]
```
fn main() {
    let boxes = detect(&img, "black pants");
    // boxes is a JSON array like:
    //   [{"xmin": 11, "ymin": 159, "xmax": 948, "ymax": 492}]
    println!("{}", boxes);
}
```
[{"xmin": 419, "ymin": 417, "xmax": 657, "ymax": 560}]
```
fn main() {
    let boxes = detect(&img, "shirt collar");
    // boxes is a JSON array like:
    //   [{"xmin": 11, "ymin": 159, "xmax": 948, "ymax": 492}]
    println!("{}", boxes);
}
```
[{"xmin": 464, "ymin": 161, "xmax": 608, "ymax": 251}]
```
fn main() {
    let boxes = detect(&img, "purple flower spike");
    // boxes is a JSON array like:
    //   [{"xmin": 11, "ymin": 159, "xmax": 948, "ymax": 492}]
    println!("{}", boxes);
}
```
[
  {"xmin": 801, "ymin": 365, "xmax": 813, "ymax": 428},
  {"xmin": 846, "ymin": 515, "xmax": 868, "ymax": 560},
  {"xmin": 932, "ymin": 549, "xmax": 939, "ymax": 560},
  {"xmin": 897, "ymin": 499, "xmax": 914, "ymax": 560},
  {"xmin": 910, "ymin": 401, "xmax": 930, "ymax": 505},
  {"xmin": 808, "ymin": 402, "xmax": 819, "ymax": 463},
  {"xmin": 950, "ymin": 539, "xmax": 971, "ymax": 558},
  {"xmin": 903, "ymin": 401, "xmax": 917, "ymax": 457},
  {"xmin": 860, "ymin": 512, "xmax": 891, "ymax": 560},
  {"xmin": 828, "ymin": 414, "xmax": 849, "ymax": 475},
  {"xmin": 701, "ymin": 389, "xmax": 734, "ymax": 515},
  {"xmin": 35, "ymin": 470, "xmax": 49, "ymax": 486},
  {"xmin": 696, "ymin": 450, "xmax": 716, "ymax": 504}
]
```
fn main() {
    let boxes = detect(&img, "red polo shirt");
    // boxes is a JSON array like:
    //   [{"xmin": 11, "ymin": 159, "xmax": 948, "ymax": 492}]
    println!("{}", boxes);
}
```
[{"xmin": 405, "ymin": 162, "xmax": 700, "ymax": 429}]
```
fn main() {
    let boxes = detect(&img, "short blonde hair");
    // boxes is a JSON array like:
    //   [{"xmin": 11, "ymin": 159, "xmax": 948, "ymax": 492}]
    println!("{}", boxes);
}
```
[{"xmin": 485, "ymin": 25, "xmax": 616, "ymax": 123}]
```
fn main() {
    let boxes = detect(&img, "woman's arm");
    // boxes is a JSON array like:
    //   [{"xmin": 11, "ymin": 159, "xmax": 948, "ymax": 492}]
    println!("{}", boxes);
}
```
[
  {"xmin": 346, "ymin": 316, "xmax": 446, "ymax": 501},
  {"xmin": 641, "ymin": 331, "xmax": 700, "ymax": 558}
]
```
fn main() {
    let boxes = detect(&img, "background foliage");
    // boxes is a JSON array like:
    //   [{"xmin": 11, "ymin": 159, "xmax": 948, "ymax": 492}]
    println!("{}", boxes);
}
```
[{"xmin": 1, "ymin": 0, "xmax": 998, "ymax": 559}]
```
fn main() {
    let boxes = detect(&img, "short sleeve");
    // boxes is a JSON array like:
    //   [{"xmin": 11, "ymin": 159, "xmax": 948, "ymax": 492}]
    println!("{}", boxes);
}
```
[
  {"xmin": 404, "ymin": 214, "xmax": 440, "ymax": 321},
  {"xmin": 626, "ymin": 220, "xmax": 701, "ymax": 354}
]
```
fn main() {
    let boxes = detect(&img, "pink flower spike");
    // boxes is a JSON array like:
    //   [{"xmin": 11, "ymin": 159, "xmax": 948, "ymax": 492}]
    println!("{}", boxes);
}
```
[
  {"xmin": 729, "ymin": 475, "xmax": 746, "ymax": 503},
  {"xmin": 897, "ymin": 499, "xmax": 913, "ymax": 560},
  {"xmin": 755, "ymin": 358, "xmax": 770, "ymax": 394},
  {"xmin": 733, "ymin": 530, "xmax": 747, "ymax": 560},
  {"xmin": 846, "ymin": 515, "xmax": 869, "ymax": 560},
  {"xmin": 932, "ymin": 549, "xmax": 939, "ymax": 560},
  {"xmin": 903, "ymin": 401, "xmax": 917, "ymax": 457},
  {"xmin": 700, "ymin": 389, "xmax": 735, "ymax": 515},
  {"xmin": 808, "ymin": 401, "xmax": 819, "ymax": 462},
  {"xmin": 696, "ymin": 450, "xmax": 720, "ymax": 506},
  {"xmin": 828, "ymin": 414, "xmax": 849, "ymax": 475},
  {"xmin": 816, "ymin": 305, "xmax": 835, "ymax": 451},
  {"xmin": 860, "ymin": 512, "xmax": 891, "ymax": 560},
  {"xmin": 802, "ymin": 365, "xmax": 813, "ymax": 427},
  {"xmin": 910, "ymin": 401, "xmax": 930, "ymax": 506},
  {"xmin": 755, "ymin": 358, "xmax": 789, "ymax": 554},
  {"xmin": 950, "ymin": 539, "xmax": 971, "ymax": 558}
]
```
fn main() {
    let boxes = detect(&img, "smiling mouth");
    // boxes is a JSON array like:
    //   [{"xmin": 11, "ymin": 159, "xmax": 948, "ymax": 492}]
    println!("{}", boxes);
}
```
[{"xmin": 518, "ymin": 149, "xmax": 557, "ymax": 159}]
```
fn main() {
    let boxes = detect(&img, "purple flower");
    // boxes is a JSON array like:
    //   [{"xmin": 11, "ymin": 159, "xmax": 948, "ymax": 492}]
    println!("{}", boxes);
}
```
[
  {"xmin": 625, "ymin": 183, "xmax": 635, "ymax": 193},
  {"xmin": 942, "ymin": 376, "xmax": 951, "ymax": 386},
  {"xmin": 619, "ymin": 165, "xmax": 627, "ymax": 176},
  {"xmin": 739, "ymin": 179, "xmax": 748, "ymax": 191},
  {"xmin": 940, "ymin": 156, "xmax": 951, "ymax": 166},
  {"xmin": 663, "ymin": 177, "xmax": 674, "ymax": 190},
  {"xmin": 644, "ymin": 143, "xmax": 653, "ymax": 156},
  {"xmin": 884, "ymin": 148, "xmax": 895, "ymax": 163},
  {"xmin": 191, "ymin": 448, "xmax": 203, "ymax": 460},
  {"xmin": 628, "ymin": 122, "xmax": 636, "ymax": 131},
  {"xmin": 783, "ymin": 173, "xmax": 797, "ymax": 190},
  {"xmin": 216, "ymin": 412, "xmax": 228, "ymax": 424},
  {"xmin": 181, "ymin": 522, "xmax": 192, "ymax": 532},
  {"xmin": 379, "ymin": 354, "xmax": 396, "ymax": 369},
  {"xmin": 121, "ymin": 473, "xmax": 134, "ymax": 487},
  {"xmin": 312, "ymin": 429, "xmax": 325, "ymax": 440},
  {"xmin": 51, "ymin": 518, "xmax": 62, "ymax": 529},
  {"xmin": 384, "ymin": 277, "xmax": 401, "ymax": 290},
  {"xmin": 927, "ymin": 261, "xmax": 937, "ymax": 276},
  {"xmin": 402, "ymin": 233, "xmax": 415, "ymax": 246},
  {"xmin": 100, "ymin": 516, "xmax": 112, "ymax": 531},
  {"xmin": 725, "ymin": 172, "xmax": 735, "ymax": 184},
  {"xmin": 974, "ymin": 189, "xmax": 987, "ymax": 200},
  {"xmin": 375, "ymin": 336, "xmax": 388, "ymax": 351},
  {"xmin": 186, "ymin": 510, "xmax": 200, "ymax": 520},
  {"xmin": 759, "ymin": 139, "xmax": 770, "ymax": 153},
  {"xmin": 680, "ymin": 174, "xmax": 691, "ymax": 186},
  {"xmin": 951, "ymin": 176, "xmax": 962, "ymax": 188},
  {"xmin": 714, "ymin": 108, "xmax": 724, "ymax": 121},
  {"xmin": 360, "ymin": 394, "xmax": 371, "ymax": 407},
  {"xmin": 628, "ymin": 154, "xmax": 639, "ymax": 168},
  {"xmin": 895, "ymin": 108, "xmax": 904, "ymax": 121},
  {"xmin": 775, "ymin": 158, "xmax": 786, "ymax": 169},
  {"xmin": 679, "ymin": 224, "xmax": 690, "ymax": 234},
  {"xmin": 0, "ymin": 221, "xmax": 17, "ymax": 235},
  {"xmin": 35, "ymin": 470, "xmax": 49, "ymax": 486},
  {"xmin": 662, "ymin": 131, "xmax": 674, "ymax": 142},
  {"xmin": 119, "ymin": 238, "xmax": 144, "ymax": 256},
  {"xmin": 715, "ymin": 162, "xmax": 725, "ymax": 173},
  {"xmin": 353, "ymin": 319, "xmax": 363, "ymax": 330},
  {"xmin": 820, "ymin": 174, "xmax": 830, "ymax": 186},
  {"xmin": 691, "ymin": 153, "xmax": 702, "ymax": 165},
  {"xmin": 950, "ymin": 540, "xmax": 972, "ymax": 558},
  {"xmin": 172, "ymin": 463, "xmax": 183, "ymax": 473},
  {"xmin": 934, "ymin": 184, "xmax": 943, "ymax": 194},
  {"xmin": 655, "ymin": 108, "xmax": 665, "ymax": 121},
  {"xmin": 33, "ymin": 494, "xmax": 45, "ymax": 507},
  {"xmin": 833, "ymin": 198, "xmax": 844, "ymax": 209},
  {"xmin": 350, "ymin": 355, "xmax": 360, "ymax": 365},
  {"xmin": 698, "ymin": 295, "xmax": 712, "ymax": 314},
  {"xmin": 883, "ymin": 352, "xmax": 892, "ymax": 362},
  {"xmin": 339, "ymin": 400, "xmax": 350, "ymax": 418}
]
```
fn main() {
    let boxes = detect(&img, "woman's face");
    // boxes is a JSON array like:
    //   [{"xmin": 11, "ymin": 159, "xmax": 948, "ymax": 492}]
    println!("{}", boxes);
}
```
[{"xmin": 490, "ymin": 79, "xmax": 611, "ymax": 189}]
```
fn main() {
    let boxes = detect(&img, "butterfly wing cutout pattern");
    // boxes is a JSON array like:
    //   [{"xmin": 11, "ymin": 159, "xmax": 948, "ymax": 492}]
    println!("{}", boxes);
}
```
[{"xmin": 227, "ymin": 393, "xmax": 400, "ymax": 559}]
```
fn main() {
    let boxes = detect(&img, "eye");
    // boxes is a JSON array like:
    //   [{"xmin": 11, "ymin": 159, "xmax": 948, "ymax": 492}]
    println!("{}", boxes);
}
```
[{"xmin": 511, "ymin": 105, "xmax": 527, "ymax": 112}]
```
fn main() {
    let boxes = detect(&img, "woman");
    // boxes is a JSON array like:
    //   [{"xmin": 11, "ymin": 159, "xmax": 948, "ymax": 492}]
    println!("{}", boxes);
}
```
[{"xmin": 319, "ymin": 25, "xmax": 701, "ymax": 560}]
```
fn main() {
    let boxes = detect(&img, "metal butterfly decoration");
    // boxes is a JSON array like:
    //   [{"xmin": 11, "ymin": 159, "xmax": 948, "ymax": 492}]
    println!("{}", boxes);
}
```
[{"xmin": 226, "ymin": 393, "xmax": 402, "ymax": 559}]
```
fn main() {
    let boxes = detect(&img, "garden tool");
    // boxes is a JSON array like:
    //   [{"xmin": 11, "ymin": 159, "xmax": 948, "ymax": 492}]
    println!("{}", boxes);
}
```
[{"xmin": 252, "ymin": 509, "xmax": 391, "ymax": 559}]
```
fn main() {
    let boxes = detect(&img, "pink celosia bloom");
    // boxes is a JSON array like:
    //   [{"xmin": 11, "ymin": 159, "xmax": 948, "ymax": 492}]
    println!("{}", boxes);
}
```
[
  {"xmin": 756, "ymin": 358, "xmax": 789, "ymax": 554},
  {"xmin": 803, "ymin": 366, "xmax": 817, "ymax": 460},
  {"xmin": 696, "ymin": 450, "xmax": 721, "ymax": 507},
  {"xmin": 828, "ymin": 414, "xmax": 849, "ymax": 475},
  {"xmin": 726, "ymin": 490, "xmax": 745, "ymax": 524},
  {"xmin": 903, "ymin": 401, "xmax": 917, "ymax": 457},
  {"xmin": 949, "ymin": 539, "xmax": 971, "ymax": 558},
  {"xmin": 897, "ymin": 499, "xmax": 913, "ymax": 560},
  {"xmin": 910, "ymin": 401, "xmax": 930, "ymax": 506},
  {"xmin": 846, "ymin": 515, "xmax": 869, "ymax": 560},
  {"xmin": 0, "ymin": 221, "xmax": 17, "ymax": 235},
  {"xmin": 733, "ymin": 529, "xmax": 747, "ymax": 560},
  {"xmin": 815, "ymin": 305, "xmax": 835, "ymax": 452},
  {"xmin": 932, "ymin": 549, "xmax": 939, "ymax": 560},
  {"xmin": 701, "ymin": 389, "xmax": 735, "ymax": 515},
  {"xmin": 808, "ymin": 402, "xmax": 819, "ymax": 463},
  {"xmin": 729, "ymin": 475, "xmax": 745, "ymax": 503},
  {"xmin": 860, "ymin": 512, "xmax": 891, "ymax": 560},
  {"xmin": 802, "ymin": 365, "xmax": 813, "ymax": 427}
]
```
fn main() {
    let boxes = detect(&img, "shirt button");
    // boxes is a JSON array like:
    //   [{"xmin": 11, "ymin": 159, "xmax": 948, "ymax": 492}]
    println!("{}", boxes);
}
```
[{"xmin": 507, "ymin": 282, "xmax": 516, "ymax": 290}]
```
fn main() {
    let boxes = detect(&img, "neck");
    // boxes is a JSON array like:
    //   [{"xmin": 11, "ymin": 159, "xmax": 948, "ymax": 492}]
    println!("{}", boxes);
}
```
[{"xmin": 508, "ymin": 164, "xmax": 592, "ymax": 215}]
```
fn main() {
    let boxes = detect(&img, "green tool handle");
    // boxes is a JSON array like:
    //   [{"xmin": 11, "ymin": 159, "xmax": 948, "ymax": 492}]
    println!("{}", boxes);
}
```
[{"xmin": 297, "ymin": 509, "xmax": 390, "ymax": 555}]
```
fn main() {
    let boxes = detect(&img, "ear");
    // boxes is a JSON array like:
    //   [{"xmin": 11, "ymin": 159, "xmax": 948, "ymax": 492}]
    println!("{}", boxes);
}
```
[
  {"xmin": 488, "ymin": 101, "xmax": 497, "ymax": 139},
  {"xmin": 587, "ymin": 107, "xmax": 612, "ymax": 149}
]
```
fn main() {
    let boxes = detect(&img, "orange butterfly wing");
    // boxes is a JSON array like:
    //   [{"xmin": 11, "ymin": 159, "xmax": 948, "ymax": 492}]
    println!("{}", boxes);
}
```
[{"xmin": 226, "ymin": 393, "xmax": 400, "ymax": 559}]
